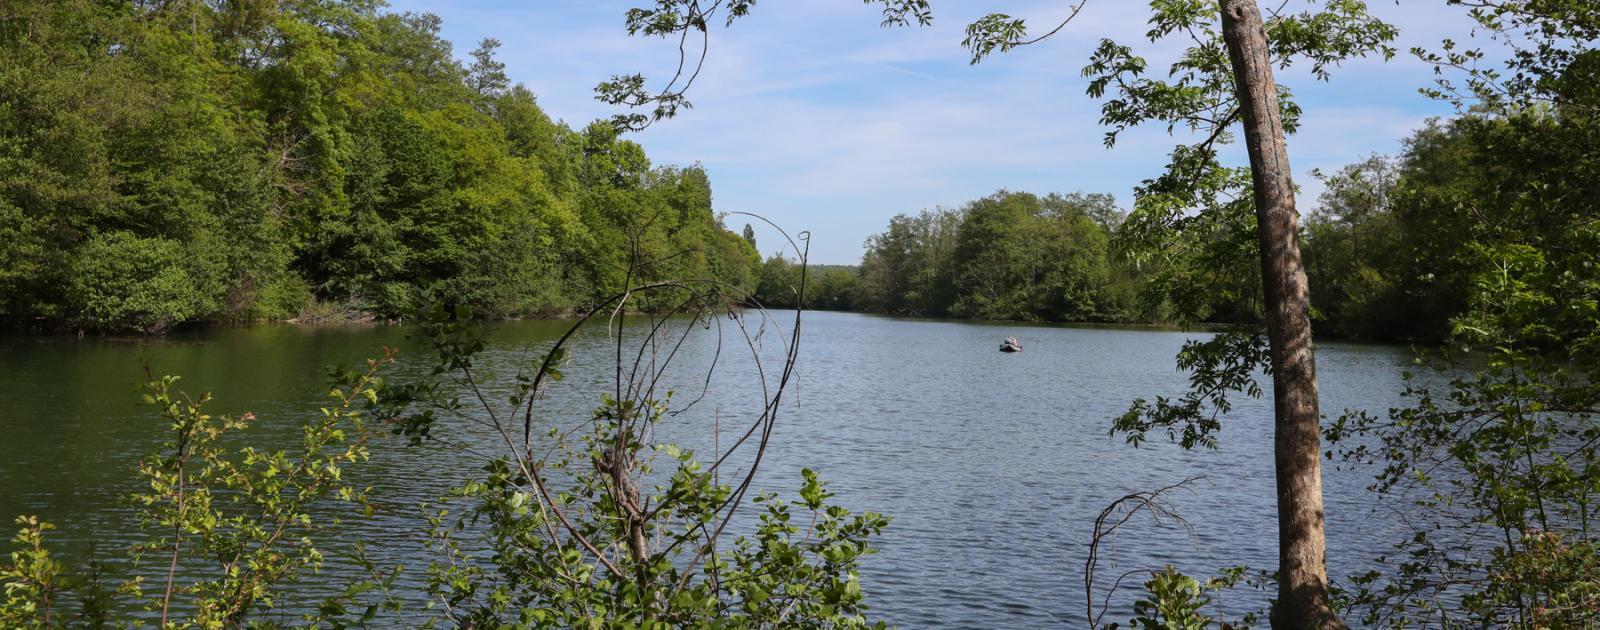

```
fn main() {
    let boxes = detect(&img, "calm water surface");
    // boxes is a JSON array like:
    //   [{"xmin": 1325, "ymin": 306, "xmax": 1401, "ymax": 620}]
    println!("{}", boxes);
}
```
[{"xmin": 0, "ymin": 311, "xmax": 1428, "ymax": 627}]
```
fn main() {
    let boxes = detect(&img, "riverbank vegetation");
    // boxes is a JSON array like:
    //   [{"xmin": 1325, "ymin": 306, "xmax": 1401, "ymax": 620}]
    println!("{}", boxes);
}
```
[
  {"xmin": 0, "ymin": 1, "xmax": 759, "ymax": 334},
  {"xmin": 753, "ymin": 105, "xmax": 1599, "ymax": 346}
]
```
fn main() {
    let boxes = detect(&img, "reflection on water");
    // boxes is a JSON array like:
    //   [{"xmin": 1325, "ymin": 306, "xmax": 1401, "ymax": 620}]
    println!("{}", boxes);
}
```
[{"xmin": 0, "ymin": 311, "xmax": 1429, "ymax": 626}]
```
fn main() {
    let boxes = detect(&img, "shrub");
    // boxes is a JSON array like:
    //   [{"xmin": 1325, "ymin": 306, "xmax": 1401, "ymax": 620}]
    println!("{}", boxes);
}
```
[{"xmin": 67, "ymin": 232, "xmax": 222, "ymax": 333}]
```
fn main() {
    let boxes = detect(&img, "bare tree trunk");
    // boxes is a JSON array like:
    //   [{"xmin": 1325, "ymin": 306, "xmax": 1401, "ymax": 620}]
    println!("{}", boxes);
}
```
[{"xmin": 1218, "ymin": 2, "xmax": 1344, "ymax": 628}]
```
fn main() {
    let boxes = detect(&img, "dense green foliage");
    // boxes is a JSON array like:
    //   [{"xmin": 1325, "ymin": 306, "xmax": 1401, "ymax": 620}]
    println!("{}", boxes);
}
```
[
  {"xmin": 1306, "ymin": 109, "xmax": 1600, "ymax": 342},
  {"xmin": 753, "ymin": 259, "xmax": 859, "ymax": 312},
  {"xmin": 834, "ymin": 191, "xmax": 1137, "ymax": 322},
  {"xmin": 0, "ymin": 1, "xmax": 758, "ymax": 333}
]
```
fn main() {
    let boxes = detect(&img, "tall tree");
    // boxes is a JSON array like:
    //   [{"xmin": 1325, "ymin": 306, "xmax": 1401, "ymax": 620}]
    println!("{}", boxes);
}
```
[
  {"xmin": 1218, "ymin": 2, "xmax": 1336, "ymax": 625},
  {"xmin": 468, "ymin": 37, "xmax": 509, "ymax": 100}
]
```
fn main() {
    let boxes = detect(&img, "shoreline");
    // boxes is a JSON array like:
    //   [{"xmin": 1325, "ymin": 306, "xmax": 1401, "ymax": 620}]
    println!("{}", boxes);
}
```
[{"xmin": 1, "ymin": 306, "xmax": 1440, "ymax": 347}]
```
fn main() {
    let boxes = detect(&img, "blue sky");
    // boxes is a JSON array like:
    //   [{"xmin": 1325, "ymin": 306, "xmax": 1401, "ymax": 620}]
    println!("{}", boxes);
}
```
[{"xmin": 384, "ymin": 1, "xmax": 1480, "ymax": 264}]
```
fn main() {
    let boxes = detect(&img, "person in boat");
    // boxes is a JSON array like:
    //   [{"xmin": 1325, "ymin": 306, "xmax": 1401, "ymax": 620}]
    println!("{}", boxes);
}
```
[{"xmin": 1000, "ymin": 336, "xmax": 1022, "ymax": 352}]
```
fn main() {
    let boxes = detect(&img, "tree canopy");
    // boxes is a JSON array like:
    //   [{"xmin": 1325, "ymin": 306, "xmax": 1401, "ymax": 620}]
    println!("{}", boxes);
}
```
[{"xmin": 0, "ymin": 0, "xmax": 759, "ymax": 333}]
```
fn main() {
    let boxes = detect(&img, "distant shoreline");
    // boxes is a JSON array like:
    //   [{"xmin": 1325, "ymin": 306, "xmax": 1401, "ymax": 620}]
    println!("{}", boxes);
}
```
[{"xmin": 3, "ymin": 305, "xmax": 1436, "ymax": 347}]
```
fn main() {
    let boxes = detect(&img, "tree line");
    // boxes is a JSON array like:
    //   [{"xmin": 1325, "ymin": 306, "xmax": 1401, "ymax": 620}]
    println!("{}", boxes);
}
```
[
  {"xmin": 755, "ymin": 100, "xmax": 1598, "ymax": 348},
  {"xmin": 756, "ymin": 191, "xmax": 1136, "ymax": 321},
  {"xmin": 0, "ymin": 0, "xmax": 760, "ymax": 333}
]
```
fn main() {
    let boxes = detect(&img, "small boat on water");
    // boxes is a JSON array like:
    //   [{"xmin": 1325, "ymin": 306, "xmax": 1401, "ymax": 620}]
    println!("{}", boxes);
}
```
[{"xmin": 999, "ymin": 336, "xmax": 1023, "ymax": 353}]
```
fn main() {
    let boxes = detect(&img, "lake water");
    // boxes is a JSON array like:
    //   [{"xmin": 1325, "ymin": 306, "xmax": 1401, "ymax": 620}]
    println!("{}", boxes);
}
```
[{"xmin": 0, "ymin": 311, "xmax": 1428, "ymax": 626}]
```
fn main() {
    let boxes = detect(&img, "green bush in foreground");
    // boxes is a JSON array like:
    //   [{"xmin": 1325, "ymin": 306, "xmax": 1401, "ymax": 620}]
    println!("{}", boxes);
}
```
[{"xmin": 1, "ymin": 297, "xmax": 889, "ymax": 628}]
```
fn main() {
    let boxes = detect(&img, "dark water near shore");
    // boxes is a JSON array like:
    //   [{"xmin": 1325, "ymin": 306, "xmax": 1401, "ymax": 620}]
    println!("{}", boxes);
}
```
[{"xmin": 0, "ymin": 311, "xmax": 1430, "ymax": 626}]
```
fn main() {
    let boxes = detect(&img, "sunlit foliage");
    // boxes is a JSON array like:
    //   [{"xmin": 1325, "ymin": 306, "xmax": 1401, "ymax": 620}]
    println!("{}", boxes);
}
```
[{"xmin": 0, "ymin": 1, "xmax": 759, "ymax": 333}]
